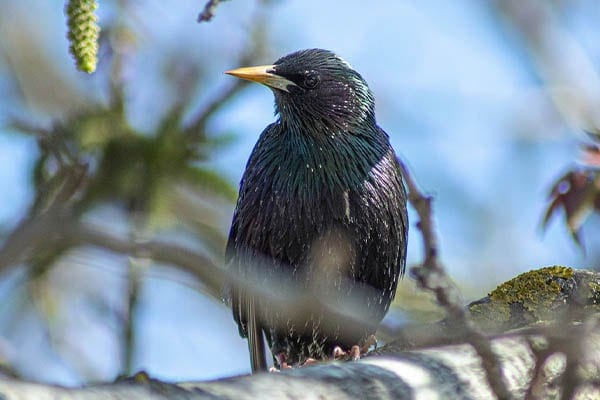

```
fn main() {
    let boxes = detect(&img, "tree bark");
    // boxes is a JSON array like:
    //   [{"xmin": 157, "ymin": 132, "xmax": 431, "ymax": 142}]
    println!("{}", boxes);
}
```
[{"xmin": 1, "ymin": 267, "xmax": 599, "ymax": 400}]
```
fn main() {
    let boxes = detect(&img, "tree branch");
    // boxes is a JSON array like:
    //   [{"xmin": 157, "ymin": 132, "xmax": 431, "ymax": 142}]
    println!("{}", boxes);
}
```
[
  {"xmin": 397, "ymin": 159, "xmax": 512, "ymax": 399},
  {"xmin": 1, "ymin": 322, "xmax": 599, "ymax": 399},
  {"xmin": 197, "ymin": 0, "xmax": 229, "ymax": 23},
  {"xmin": 187, "ymin": 2, "xmax": 268, "ymax": 143},
  {"xmin": 66, "ymin": 222, "xmax": 225, "ymax": 299}
]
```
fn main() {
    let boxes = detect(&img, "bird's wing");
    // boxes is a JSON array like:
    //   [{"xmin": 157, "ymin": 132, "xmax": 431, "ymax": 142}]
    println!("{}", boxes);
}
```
[
  {"xmin": 224, "ymin": 123, "xmax": 280, "ymax": 372},
  {"xmin": 225, "ymin": 221, "xmax": 268, "ymax": 372}
]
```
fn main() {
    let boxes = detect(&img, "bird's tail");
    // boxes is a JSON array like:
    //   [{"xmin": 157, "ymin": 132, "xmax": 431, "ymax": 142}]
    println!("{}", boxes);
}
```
[{"xmin": 246, "ymin": 297, "xmax": 267, "ymax": 372}]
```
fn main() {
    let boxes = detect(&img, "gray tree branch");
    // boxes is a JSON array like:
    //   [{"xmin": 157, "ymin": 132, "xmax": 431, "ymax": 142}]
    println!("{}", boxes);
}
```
[{"xmin": 1, "ymin": 321, "xmax": 599, "ymax": 399}]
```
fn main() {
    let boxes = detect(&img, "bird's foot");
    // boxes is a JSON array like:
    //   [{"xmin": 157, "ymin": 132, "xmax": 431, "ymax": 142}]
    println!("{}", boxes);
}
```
[
  {"xmin": 300, "ymin": 358, "xmax": 317, "ymax": 367},
  {"xmin": 269, "ymin": 353, "xmax": 293, "ymax": 372},
  {"xmin": 332, "ymin": 345, "xmax": 360, "ymax": 361},
  {"xmin": 362, "ymin": 334, "xmax": 378, "ymax": 353},
  {"xmin": 332, "ymin": 346, "xmax": 346, "ymax": 359},
  {"xmin": 332, "ymin": 335, "xmax": 378, "ymax": 361}
]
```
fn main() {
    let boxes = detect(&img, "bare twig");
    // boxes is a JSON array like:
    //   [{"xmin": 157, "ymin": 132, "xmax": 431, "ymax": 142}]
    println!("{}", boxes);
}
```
[
  {"xmin": 122, "ymin": 211, "xmax": 152, "ymax": 376},
  {"xmin": 559, "ymin": 316, "xmax": 599, "ymax": 400},
  {"xmin": 186, "ymin": 4, "xmax": 268, "ymax": 143},
  {"xmin": 397, "ymin": 158, "xmax": 512, "ymax": 400},
  {"xmin": 67, "ymin": 222, "xmax": 225, "ymax": 299},
  {"xmin": 123, "ymin": 256, "xmax": 143, "ymax": 375},
  {"xmin": 197, "ymin": 0, "xmax": 229, "ymax": 23},
  {"xmin": 185, "ymin": 78, "xmax": 250, "ymax": 144},
  {"xmin": 524, "ymin": 336, "xmax": 554, "ymax": 400},
  {"xmin": 0, "ymin": 158, "xmax": 88, "ymax": 275}
]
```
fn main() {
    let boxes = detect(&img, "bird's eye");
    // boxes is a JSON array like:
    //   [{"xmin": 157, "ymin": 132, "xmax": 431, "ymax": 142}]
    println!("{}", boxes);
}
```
[{"xmin": 303, "ymin": 72, "xmax": 320, "ymax": 89}]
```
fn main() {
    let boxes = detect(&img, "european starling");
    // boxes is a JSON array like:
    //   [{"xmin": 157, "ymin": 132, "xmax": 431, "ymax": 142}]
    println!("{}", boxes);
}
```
[{"xmin": 225, "ymin": 49, "xmax": 408, "ymax": 372}]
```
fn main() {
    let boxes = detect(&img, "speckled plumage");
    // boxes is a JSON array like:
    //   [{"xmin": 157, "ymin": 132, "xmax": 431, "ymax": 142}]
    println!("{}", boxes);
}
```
[{"xmin": 225, "ymin": 49, "xmax": 408, "ymax": 371}]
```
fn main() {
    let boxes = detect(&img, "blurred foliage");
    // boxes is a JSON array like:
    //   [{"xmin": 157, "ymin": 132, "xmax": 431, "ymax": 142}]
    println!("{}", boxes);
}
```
[
  {"xmin": 0, "ymin": 0, "xmax": 257, "ymax": 381},
  {"xmin": 542, "ymin": 139, "xmax": 600, "ymax": 248},
  {"xmin": 492, "ymin": 0, "xmax": 600, "ymax": 251}
]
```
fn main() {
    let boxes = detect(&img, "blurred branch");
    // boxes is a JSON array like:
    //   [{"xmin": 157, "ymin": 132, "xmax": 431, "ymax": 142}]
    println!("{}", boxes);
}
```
[
  {"xmin": 492, "ymin": 1, "xmax": 600, "ymax": 247},
  {"xmin": 123, "ymin": 256, "xmax": 143, "ymax": 375},
  {"xmin": 9, "ymin": 121, "xmax": 67, "ymax": 165},
  {"xmin": 558, "ymin": 316, "xmax": 599, "ymax": 400},
  {"xmin": 0, "ymin": 211, "xmax": 224, "ymax": 302},
  {"xmin": 123, "ymin": 213, "xmax": 150, "ymax": 376},
  {"xmin": 186, "ymin": 3, "xmax": 268, "ymax": 143},
  {"xmin": 0, "ymin": 3, "xmax": 88, "ymax": 113},
  {"xmin": 186, "ymin": 78, "xmax": 249, "ymax": 145},
  {"xmin": 397, "ymin": 159, "xmax": 512, "ymax": 400},
  {"xmin": 524, "ymin": 335, "xmax": 555, "ymax": 400},
  {"xmin": 0, "ymin": 166, "xmax": 83, "ymax": 274},
  {"xmin": 67, "ymin": 222, "xmax": 224, "ymax": 299},
  {"xmin": 494, "ymin": 0, "xmax": 600, "ymax": 132},
  {"xmin": 0, "ymin": 364, "xmax": 20, "ymax": 380},
  {"xmin": 197, "ymin": 0, "xmax": 229, "ymax": 23}
]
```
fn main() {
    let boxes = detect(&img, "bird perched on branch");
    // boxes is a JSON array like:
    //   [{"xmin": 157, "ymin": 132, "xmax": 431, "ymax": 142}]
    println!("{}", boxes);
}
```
[{"xmin": 225, "ymin": 49, "xmax": 408, "ymax": 372}]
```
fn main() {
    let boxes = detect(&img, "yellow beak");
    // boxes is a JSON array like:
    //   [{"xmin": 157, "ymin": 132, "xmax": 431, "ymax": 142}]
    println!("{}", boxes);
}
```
[{"xmin": 225, "ymin": 65, "xmax": 296, "ymax": 92}]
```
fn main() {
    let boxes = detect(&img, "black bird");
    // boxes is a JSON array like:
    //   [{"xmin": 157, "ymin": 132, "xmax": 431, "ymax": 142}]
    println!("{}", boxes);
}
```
[{"xmin": 225, "ymin": 49, "xmax": 408, "ymax": 372}]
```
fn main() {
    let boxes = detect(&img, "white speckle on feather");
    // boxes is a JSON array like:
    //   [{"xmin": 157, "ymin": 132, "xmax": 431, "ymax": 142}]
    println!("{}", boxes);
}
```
[{"xmin": 343, "ymin": 191, "xmax": 350, "ymax": 219}]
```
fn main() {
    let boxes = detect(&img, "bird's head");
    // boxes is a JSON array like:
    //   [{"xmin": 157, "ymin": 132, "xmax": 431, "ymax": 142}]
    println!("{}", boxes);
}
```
[{"xmin": 226, "ymin": 49, "xmax": 376, "ymax": 132}]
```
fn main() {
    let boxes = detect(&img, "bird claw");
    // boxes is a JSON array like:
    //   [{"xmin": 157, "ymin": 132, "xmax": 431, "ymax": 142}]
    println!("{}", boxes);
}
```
[
  {"xmin": 269, "ymin": 362, "xmax": 292, "ymax": 372},
  {"xmin": 300, "ymin": 358, "xmax": 317, "ymax": 367},
  {"xmin": 331, "ymin": 335, "xmax": 377, "ymax": 361},
  {"xmin": 269, "ymin": 353, "xmax": 316, "ymax": 371},
  {"xmin": 332, "ymin": 346, "xmax": 346, "ymax": 359},
  {"xmin": 270, "ymin": 353, "xmax": 293, "ymax": 371},
  {"xmin": 362, "ymin": 334, "xmax": 378, "ymax": 353}
]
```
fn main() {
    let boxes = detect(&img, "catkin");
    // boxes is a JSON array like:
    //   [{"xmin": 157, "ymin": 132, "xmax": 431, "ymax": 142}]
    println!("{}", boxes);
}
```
[{"xmin": 65, "ymin": 0, "xmax": 100, "ymax": 73}]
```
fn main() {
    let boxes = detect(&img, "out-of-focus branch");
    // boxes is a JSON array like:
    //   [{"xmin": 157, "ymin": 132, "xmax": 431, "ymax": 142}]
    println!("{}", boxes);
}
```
[
  {"xmin": 197, "ymin": 0, "xmax": 229, "ymax": 23},
  {"xmin": 67, "ymin": 222, "xmax": 225, "ymax": 299},
  {"xmin": 493, "ymin": 0, "xmax": 600, "ymax": 248},
  {"xmin": 0, "ymin": 208, "xmax": 225, "ymax": 301},
  {"xmin": 185, "ymin": 78, "xmax": 250, "ymax": 145},
  {"xmin": 558, "ymin": 316, "xmax": 598, "ymax": 400},
  {"xmin": 397, "ymin": 159, "xmax": 512, "ymax": 400},
  {"xmin": 186, "ymin": 3, "xmax": 268, "ymax": 143},
  {"xmin": 494, "ymin": 0, "xmax": 600, "ymax": 133},
  {"xmin": 0, "ymin": 162, "xmax": 86, "ymax": 274},
  {"xmin": 524, "ymin": 335, "xmax": 555, "ymax": 400},
  {"xmin": 122, "ymin": 210, "xmax": 151, "ymax": 376}
]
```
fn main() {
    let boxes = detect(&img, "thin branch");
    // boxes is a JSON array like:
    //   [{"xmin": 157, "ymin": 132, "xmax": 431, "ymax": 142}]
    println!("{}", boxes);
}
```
[
  {"xmin": 123, "ymin": 213, "xmax": 150, "ymax": 376},
  {"xmin": 524, "ymin": 336, "xmax": 555, "ymax": 400},
  {"xmin": 197, "ymin": 0, "xmax": 229, "ymax": 23},
  {"xmin": 66, "ymin": 222, "xmax": 225, "ymax": 300},
  {"xmin": 0, "ymin": 161, "xmax": 88, "ymax": 276},
  {"xmin": 186, "ymin": 4, "xmax": 268, "ymax": 143},
  {"xmin": 397, "ymin": 158, "xmax": 512, "ymax": 400},
  {"xmin": 559, "ymin": 316, "xmax": 598, "ymax": 400},
  {"xmin": 123, "ymin": 257, "xmax": 143, "ymax": 375},
  {"xmin": 185, "ymin": 78, "xmax": 249, "ymax": 144}
]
